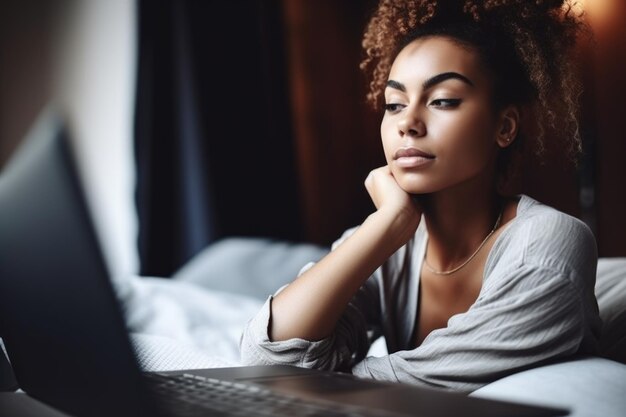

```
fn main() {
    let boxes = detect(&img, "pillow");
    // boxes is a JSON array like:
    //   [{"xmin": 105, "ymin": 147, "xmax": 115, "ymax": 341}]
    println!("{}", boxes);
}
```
[
  {"xmin": 173, "ymin": 237, "xmax": 329, "ymax": 300},
  {"xmin": 595, "ymin": 258, "xmax": 626, "ymax": 364},
  {"xmin": 472, "ymin": 357, "xmax": 626, "ymax": 417}
]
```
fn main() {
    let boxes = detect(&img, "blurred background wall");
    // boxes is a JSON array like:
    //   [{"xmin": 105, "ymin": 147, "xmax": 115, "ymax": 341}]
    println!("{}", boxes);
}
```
[
  {"xmin": 0, "ymin": 0, "xmax": 139, "ymax": 279},
  {"xmin": 1, "ymin": 0, "xmax": 624, "ymax": 278},
  {"xmin": 580, "ymin": 0, "xmax": 626, "ymax": 258}
]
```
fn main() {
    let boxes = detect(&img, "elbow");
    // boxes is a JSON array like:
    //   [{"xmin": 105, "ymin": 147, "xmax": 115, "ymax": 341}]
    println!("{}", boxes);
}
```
[{"xmin": 239, "ymin": 329, "xmax": 271, "ymax": 366}]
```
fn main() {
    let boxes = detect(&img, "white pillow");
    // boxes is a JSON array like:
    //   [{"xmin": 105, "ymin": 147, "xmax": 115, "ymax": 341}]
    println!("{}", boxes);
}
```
[
  {"xmin": 595, "ymin": 258, "xmax": 626, "ymax": 364},
  {"xmin": 472, "ymin": 357, "xmax": 626, "ymax": 417},
  {"xmin": 173, "ymin": 237, "xmax": 328, "ymax": 300}
]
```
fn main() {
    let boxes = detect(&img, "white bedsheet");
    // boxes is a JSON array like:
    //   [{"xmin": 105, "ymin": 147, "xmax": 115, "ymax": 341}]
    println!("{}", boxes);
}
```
[{"xmin": 123, "ymin": 276, "xmax": 263, "ymax": 371}]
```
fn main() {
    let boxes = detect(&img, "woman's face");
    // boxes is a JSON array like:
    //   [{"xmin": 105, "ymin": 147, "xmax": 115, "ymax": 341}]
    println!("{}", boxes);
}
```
[{"xmin": 381, "ymin": 36, "xmax": 504, "ymax": 195}]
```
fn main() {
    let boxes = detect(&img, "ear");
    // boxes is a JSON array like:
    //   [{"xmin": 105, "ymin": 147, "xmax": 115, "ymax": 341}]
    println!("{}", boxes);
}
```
[{"xmin": 495, "ymin": 105, "xmax": 520, "ymax": 148}]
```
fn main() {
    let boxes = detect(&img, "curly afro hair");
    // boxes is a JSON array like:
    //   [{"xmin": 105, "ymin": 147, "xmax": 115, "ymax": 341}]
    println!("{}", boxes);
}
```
[{"xmin": 361, "ymin": 0, "xmax": 589, "ymax": 180}]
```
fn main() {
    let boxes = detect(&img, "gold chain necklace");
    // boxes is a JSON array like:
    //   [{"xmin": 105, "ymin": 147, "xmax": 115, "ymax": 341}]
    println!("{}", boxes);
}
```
[{"xmin": 423, "ymin": 209, "xmax": 503, "ymax": 276}]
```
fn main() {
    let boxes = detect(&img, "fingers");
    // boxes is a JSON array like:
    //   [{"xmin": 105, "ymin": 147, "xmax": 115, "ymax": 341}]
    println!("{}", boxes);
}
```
[
  {"xmin": 364, "ymin": 166, "xmax": 398, "ymax": 210},
  {"xmin": 364, "ymin": 166, "xmax": 423, "ymax": 241},
  {"xmin": 364, "ymin": 166, "xmax": 392, "ymax": 189}
]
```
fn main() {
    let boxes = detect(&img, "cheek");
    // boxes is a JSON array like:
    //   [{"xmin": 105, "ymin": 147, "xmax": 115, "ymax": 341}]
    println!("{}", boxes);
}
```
[
  {"xmin": 435, "ymin": 113, "xmax": 495, "ymax": 165},
  {"xmin": 380, "ymin": 117, "xmax": 395, "ymax": 163}
]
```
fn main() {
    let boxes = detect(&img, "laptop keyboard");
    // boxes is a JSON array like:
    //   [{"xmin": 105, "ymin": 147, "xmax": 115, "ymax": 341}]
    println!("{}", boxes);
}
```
[{"xmin": 146, "ymin": 372, "xmax": 394, "ymax": 417}]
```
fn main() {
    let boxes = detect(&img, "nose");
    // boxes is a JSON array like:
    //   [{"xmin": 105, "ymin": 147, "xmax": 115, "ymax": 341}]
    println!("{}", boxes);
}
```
[{"xmin": 398, "ymin": 107, "xmax": 426, "ymax": 138}]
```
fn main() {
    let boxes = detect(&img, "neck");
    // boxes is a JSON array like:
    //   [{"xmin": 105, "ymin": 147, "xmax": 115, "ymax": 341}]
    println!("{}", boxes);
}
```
[{"xmin": 417, "ymin": 176, "xmax": 501, "ymax": 273}]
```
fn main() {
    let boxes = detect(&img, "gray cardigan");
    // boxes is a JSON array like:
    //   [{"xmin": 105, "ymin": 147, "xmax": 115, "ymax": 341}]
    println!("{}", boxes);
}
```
[{"xmin": 240, "ymin": 195, "xmax": 602, "ymax": 392}]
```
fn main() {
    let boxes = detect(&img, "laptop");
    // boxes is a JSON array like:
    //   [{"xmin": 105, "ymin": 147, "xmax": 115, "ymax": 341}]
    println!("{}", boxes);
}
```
[{"xmin": 0, "ymin": 110, "xmax": 569, "ymax": 417}]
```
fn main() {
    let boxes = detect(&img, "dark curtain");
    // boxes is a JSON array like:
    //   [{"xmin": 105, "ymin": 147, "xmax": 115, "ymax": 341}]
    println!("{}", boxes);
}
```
[{"xmin": 134, "ymin": 0, "xmax": 301, "ymax": 277}]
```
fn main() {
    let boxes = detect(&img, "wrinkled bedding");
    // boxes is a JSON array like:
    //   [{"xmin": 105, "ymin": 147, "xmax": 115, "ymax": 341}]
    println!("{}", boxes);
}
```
[{"xmin": 124, "ymin": 276, "xmax": 263, "ymax": 370}]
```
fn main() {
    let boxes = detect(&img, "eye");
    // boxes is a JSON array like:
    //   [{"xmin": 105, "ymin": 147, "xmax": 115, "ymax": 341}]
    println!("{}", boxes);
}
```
[
  {"xmin": 429, "ymin": 98, "xmax": 461, "ymax": 108},
  {"xmin": 384, "ymin": 103, "xmax": 406, "ymax": 113}
]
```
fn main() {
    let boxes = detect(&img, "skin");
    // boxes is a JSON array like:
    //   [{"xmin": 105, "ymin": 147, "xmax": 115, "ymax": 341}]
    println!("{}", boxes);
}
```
[{"xmin": 270, "ymin": 36, "xmax": 521, "ymax": 347}]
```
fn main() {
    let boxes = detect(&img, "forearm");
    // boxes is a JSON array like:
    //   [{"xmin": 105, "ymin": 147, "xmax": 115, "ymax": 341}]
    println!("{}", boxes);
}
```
[{"xmin": 270, "ymin": 208, "xmax": 419, "ymax": 342}]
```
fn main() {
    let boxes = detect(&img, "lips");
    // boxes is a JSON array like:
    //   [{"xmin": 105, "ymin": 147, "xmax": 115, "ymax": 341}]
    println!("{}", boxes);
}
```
[
  {"xmin": 393, "ymin": 147, "xmax": 435, "ymax": 160},
  {"xmin": 393, "ymin": 147, "xmax": 435, "ymax": 169}
]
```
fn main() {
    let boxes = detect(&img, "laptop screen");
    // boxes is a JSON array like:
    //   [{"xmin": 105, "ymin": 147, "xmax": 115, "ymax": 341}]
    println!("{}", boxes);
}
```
[{"xmin": 0, "ymin": 110, "xmax": 157, "ymax": 417}]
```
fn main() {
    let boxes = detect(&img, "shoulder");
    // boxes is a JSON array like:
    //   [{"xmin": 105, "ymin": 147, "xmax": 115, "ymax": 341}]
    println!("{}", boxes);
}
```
[
  {"xmin": 518, "ymin": 195, "xmax": 596, "ymax": 264},
  {"xmin": 488, "ymin": 195, "xmax": 597, "ymax": 284}
]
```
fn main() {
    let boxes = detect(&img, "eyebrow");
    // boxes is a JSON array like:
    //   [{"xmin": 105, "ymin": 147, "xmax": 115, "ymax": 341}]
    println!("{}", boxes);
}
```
[{"xmin": 386, "ymin": 72, "xmax": 475, "ymax": 92}]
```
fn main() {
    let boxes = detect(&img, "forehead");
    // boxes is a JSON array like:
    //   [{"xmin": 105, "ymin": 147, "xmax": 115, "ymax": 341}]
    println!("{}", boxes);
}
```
[{"xmin": 388, "ymin": 36, "xmax": 487, "ymax": 89}]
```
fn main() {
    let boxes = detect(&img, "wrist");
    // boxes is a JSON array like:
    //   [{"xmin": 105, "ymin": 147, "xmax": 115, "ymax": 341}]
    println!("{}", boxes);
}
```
[{"xmin": 366, "ymin": 207, "xmax": 421, "ymax": 250}]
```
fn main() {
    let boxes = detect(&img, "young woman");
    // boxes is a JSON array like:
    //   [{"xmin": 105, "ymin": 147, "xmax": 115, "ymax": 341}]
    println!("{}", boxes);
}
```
[{"xmin": 240, "ymin": 0, "xmax": 601, "ymax": 392}]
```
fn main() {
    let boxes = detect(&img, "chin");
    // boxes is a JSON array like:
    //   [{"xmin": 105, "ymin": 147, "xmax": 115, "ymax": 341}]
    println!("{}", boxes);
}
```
[
  {"xmin": 391, "ymin": 168, "xmax": 435, "ymax": 193},
  {"xmin": 396, "ymin": 177, "xmax": 439, "ymax": 195}
]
